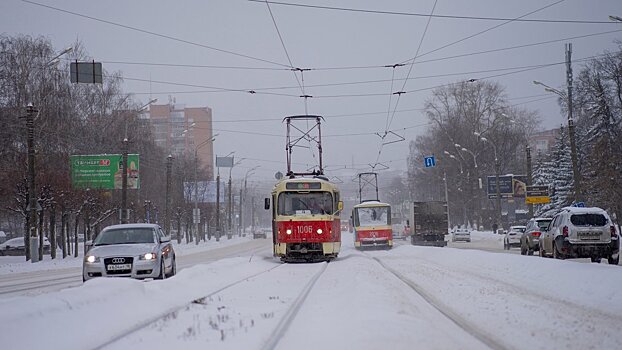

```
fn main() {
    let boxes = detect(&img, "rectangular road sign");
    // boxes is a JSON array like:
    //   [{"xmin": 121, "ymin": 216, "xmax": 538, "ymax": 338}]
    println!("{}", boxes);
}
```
[
  {"xmin": 526, "ymin": 185, "xmax": 549, "ymax": 197},
  {"xmin": 526, "ymin": 196, "xmax": 551, "ymax": 204},
  {"xmin": 71, "ymin": 154, "xmax": 140, "ymax": 190},
  {"xmin": 526, "ymin": 185, "xmax": 550, "ymax": 204}
]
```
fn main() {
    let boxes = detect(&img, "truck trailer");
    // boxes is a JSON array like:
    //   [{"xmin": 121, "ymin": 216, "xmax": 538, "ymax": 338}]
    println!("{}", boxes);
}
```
[{"xmin": 409, "ymin": 201, "xmax": 448, "ymax": 247}]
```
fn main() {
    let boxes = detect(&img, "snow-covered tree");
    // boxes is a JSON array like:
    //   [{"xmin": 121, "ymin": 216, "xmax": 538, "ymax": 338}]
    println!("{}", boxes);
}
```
[{"xmin": 533, "ymin": 126, "xmax": 574, "ymax": 216}]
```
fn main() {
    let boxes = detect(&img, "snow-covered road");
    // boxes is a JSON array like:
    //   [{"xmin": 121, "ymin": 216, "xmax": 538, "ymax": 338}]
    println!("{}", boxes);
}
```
[{"xmin": 1, "ymin": 231, "xmax": 621, "ymax": 350}]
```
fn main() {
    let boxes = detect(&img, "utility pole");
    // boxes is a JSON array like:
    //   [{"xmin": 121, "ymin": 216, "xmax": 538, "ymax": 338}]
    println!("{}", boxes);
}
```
[
  {"xmin": 25, "ymin": 104, "xmax": 39, "ymax": 262},
  {"xmin": 165, "ymin": 155, "xmax": 173, "ymax": 235},
  {"xmin": 193, "ymin": 150, "xmax": 199, "ymax": 245},
  {"xmin": 238, "ymin": 186, "xmax": 243, "ymax": 237},
  {"xmin": 227, "ymin": 175, "xmax": 232, "ymax": 238},
  {"xmin": 526, "ymin": 145, "xmax": 533, "ymax": 217},
  {"xmin": 495, "ymin": 159, "xmax": 501, "ymax": 229},
  {"xmin": 216, "ymin": 172, "xmax": 221, "ymax": 241},
  {"xmin": 566, "ymin": 43, "xmax": 581, "ymax": 203},
  {"xmin": 121, "ymin": 138, "xmax": 129, "ymax": 224}
]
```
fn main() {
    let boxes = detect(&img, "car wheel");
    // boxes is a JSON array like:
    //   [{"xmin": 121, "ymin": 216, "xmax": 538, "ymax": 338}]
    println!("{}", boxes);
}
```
[
  {"xmin": 157, "ymin": 259, "xmax": 167, "ymax": 280},
  {"xmin": 539, "ymin": 243, "xmax": 546, "ymax": 257},
  {"xmin": 590, "ymin": 257, "xmax": 601, "ymax": 263},
  {"xmin": 167, "ymin": 257, "xmax": 177, "ymax": 277},
  {"xmin": 520, "ymin": 242, "xmax": 527, "ymax": 255},
  {"xmin": 607, "ymin": 255, "xmax": 619, "ymax": 265},
  {"xmin": 553, "ymin": 243, "xmax": 564, "ymax": 260}
]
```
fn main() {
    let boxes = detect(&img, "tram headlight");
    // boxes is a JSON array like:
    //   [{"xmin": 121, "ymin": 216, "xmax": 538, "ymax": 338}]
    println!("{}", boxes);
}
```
[
  {"xmin": 317, "ymin": 228, "xmax": 323, "ymax": 234},
  {"xmin": 286, "ymin": 229, "xmax": 292, "ymax": 235}
]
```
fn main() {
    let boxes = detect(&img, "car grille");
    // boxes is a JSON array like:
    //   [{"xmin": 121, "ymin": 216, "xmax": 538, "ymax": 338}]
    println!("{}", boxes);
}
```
[{"xmin": 104, "ymin": 257, "xmax": 134, "ymax": 275}]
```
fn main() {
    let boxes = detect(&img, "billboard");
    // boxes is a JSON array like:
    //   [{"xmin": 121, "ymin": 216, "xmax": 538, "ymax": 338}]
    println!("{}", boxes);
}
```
[
  {"xmin": 70, "ymin": 154, "xmax": 140, "ymax": 190},
  {"xmin": 184, "ymin": 181, "xmax": 227, "ymax": 203},
  {"xmin": 487, "ymin": 175, "xmax": 527, "ymax": 199},
  {"xmin": 216, "ymin": 156, "xmax": 234, "ymax": 168}
]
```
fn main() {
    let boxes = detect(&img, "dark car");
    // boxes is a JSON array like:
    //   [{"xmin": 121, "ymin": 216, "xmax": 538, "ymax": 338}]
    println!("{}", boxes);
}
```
[
  {"xmin": 0, "ymin": 237, "xmax": 51, "ymax": 256},
  {"xmin": 520, "ymin": 218, "xmax": 552, "ymax": 255}
]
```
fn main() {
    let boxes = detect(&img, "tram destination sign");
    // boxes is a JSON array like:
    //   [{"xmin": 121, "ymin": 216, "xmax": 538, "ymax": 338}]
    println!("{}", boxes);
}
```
[{"xmin": 286, "ymin": 182, "xmax": 322, "ymax": 190}]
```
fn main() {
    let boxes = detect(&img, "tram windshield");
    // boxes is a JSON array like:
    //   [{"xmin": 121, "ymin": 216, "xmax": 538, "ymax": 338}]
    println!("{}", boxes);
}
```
[
  {"xmin": 355, "ymin": 206, "xmax": 390, "ymax": 227},
  {"xmin": 278, "ymin": 191, "xmax": 334, "ymax": 216}
]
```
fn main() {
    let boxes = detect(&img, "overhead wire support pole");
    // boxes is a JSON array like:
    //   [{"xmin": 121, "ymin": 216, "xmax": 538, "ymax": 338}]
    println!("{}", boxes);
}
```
[
  {"xmin": 24, "ymin": 104, "xmax": 39, "ymax": 262},
  {"xmin": 565, "ymin": 43, "xmax": 581, "ymax": 203}
]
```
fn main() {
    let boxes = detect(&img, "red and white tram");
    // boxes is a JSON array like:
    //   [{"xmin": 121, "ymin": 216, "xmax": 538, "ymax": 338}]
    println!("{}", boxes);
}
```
[
  {"xmin": 264, "ymin": 115, "xmax": 343, "ymax": 262},
  {"xmin": 267, "ymin": 177, "xmax": 342, "ymax": 262}
]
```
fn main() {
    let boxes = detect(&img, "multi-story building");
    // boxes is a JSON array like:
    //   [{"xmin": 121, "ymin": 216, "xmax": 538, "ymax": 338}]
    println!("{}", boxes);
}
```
[
  {"xmin": 529, "ymin": 128, "xmax": 559, "ymax": 158},
  {"xmin": 141, "ymin": 102, "xmax": 214, "ymax": 180}
]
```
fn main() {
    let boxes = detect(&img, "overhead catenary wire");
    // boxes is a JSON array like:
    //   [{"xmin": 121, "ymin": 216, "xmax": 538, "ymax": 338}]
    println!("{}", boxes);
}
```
[
  {"xmin": 21, "ymin": 0, "xmax": 291, "ymax": 68},
  {"xmin": 95, "ymin": 29, "xmax": 622, "ymax": 75},
  {"xmin": 247, "ymin": 0, "xmax": 618, "ymax": 25},
  {"xmin": 400, "ymin": 0, "xmax": 565, "ymax": 64}
]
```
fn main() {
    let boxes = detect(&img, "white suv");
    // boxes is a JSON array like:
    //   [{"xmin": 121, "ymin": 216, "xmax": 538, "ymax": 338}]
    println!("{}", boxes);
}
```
[{"xmin": 539, "ymin": 206, "xmax": 619, "ymax": 264}]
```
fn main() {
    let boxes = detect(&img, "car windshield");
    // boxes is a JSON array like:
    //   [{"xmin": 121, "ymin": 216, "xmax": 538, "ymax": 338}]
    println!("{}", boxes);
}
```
[
  {"xmin": 537, "ymin": 220, "xmax": 552, "ymax": 230},
  {"xmin": 511, "ymin": 227, "xmax": 526, "ymax": 232},
  {"xmin": 93, "ymin": 228, "xmax": 155, "ymax": 245},
  {"xmin": 570, "ymin": 214, "xmax": 607, "ymax": 227}
]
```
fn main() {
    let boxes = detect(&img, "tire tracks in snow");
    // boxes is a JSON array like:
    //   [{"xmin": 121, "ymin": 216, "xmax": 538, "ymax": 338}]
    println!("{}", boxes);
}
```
[
  {"xmin": 374, "ymin": 254, "xmax": 622, "ymax": 349},
  {"xmin": 370, "ymin": 255, "xmax": 506, "ymax": 350}
]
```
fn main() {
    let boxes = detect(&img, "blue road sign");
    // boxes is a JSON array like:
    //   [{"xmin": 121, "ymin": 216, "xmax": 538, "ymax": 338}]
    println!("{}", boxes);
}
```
[{"xmin": 424, "ymin": 156, "xmax": 436, "ymax": 168}]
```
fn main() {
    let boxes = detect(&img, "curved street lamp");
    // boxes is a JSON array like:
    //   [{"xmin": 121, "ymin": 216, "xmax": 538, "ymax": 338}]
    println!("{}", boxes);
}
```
[{"xmin": 474, "ymin": 131, "xmax": 501, "ymax": 228}]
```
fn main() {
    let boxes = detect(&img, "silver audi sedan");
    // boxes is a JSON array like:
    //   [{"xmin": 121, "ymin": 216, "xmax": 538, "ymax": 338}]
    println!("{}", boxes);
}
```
[{"xmin": 82, "ymin": 223, "xmax": 176, "ymax": 282}]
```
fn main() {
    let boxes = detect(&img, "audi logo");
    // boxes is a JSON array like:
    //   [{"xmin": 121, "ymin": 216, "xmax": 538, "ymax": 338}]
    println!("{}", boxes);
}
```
[{"xmin": 111, "ymin": 257, "xmax": 125, "ymax": 264}]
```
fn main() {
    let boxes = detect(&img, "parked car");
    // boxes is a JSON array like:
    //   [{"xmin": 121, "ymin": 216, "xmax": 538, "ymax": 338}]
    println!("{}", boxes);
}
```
[
  {"xmin": 253, "ymin": 228, "xmax": 269, "ymax": 239},
  {"xmin": 82, "ymin": 223, "xmax": 176, "ymax": 282},
  {"xmin": 520, "ymin": 218, "xmax": 552, "ymax": 255},
  {"xmin": 504, "ymin": 226, "xmax": 526, "ymax": 250},
  {"xmin": 451, "ymin": 228, "xmax": 471, "ymax": 242},
  {"xmin": 539, "ymin": 206, "xmax": 619, "ymax": 264},
  {"xmin": 0, "ymin": 237, "xmax": 51, "ymax": 256}
]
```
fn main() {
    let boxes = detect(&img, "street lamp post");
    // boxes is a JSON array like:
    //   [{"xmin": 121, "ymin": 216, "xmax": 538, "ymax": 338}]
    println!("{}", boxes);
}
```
[
  {"xmin": 241, "ymin": 166, "xmax": 260, "ymax": 235},
  {"xmin": 474, "ymin": 132, "xmax": 501, "ymax": 229},
  {"xmin": 454, "ymin": 145, "xmax": 483, "ymax": 228},
  {"xmin": 194, "ymin": 134, "xmax": 218, "ymax": 245}
]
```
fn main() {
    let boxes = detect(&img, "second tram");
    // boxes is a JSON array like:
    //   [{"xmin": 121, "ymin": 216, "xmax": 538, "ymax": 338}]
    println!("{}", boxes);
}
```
[{"xmin": 352, "ymin": 201, "xmax": 392, "ymax": 249}]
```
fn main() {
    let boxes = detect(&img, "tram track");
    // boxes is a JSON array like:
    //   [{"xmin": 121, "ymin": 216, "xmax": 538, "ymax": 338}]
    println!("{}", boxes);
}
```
[
  {"xmin": 98, "ymin": 261, "xmax": 329, "ymax": 350},
  {"xmin": 260, "ymin": 262, "xmax": 328, "ymax": 350},
  {"xmin": 94, "ymin": 262, "xmax": 286, "ymax": 350},
  {"xmin": 0, "ymin": 274, "xmax": 81, "ymax": 295},
  {"xmin": 368, "ymin": 254, "xmax": 505, "ymax": 350}
]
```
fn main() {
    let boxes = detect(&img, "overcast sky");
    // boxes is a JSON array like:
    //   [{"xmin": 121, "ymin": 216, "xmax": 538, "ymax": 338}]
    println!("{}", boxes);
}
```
[{"xmin": 2, "ymin": 0, "xmax": 621, "ymax": 183}]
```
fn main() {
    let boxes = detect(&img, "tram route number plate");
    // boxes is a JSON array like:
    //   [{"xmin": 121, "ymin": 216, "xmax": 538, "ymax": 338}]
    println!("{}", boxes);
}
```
[{"xmin": 107, "ymin": 264, "xmax": 132, "ymax": 271}]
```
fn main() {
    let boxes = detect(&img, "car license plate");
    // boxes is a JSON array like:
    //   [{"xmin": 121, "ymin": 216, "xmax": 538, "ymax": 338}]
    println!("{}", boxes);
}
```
[
  {"xmin": 578, "ymin": 231, "xmax": 600, "ymax": 239},
  {"xmin": 107, "ymin": 264, "xmax": 131, "ymax": 271}
]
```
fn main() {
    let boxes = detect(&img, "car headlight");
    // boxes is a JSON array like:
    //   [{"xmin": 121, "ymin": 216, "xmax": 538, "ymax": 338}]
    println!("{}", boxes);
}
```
[
  {"xmin": 85, "ymin": 255, "xmax": 100, "ymax": 263},
  {"xmin": 139, "ymin": 252, "xmax": 157, "ymax": 260}
]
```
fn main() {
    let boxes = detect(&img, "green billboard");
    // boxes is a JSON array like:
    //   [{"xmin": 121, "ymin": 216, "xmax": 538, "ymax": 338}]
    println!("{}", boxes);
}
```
[{"xmin": 70, "ymin": 154, "xmax": 140, "ymax": 190}]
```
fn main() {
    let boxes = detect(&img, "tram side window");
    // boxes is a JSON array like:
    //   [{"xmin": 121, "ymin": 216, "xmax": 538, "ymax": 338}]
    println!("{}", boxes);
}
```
[{"xmin": 278, "ymin": 192, "xmax": 334, "ymax": 215}]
